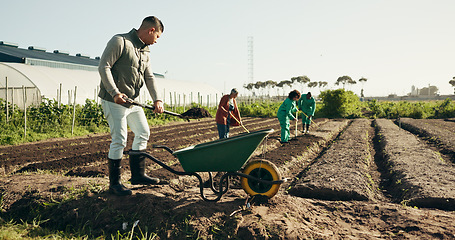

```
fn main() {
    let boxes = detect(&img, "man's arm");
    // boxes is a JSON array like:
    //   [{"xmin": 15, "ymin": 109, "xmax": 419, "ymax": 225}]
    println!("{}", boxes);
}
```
[
  {"xmin": 144, "ymin": 65, "xmax": 164, "ymax": 113},
  {"xmin": 98, "ymin": 36, "xmax": 124, "ymax": 101},
  {"xmin": 310, "ymin": 99, "xmax": 316, "ymax": 116}
]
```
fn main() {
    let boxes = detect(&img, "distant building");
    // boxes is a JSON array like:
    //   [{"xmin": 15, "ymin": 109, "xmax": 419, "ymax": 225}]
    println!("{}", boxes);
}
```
[
  {"xmin": 0, "ymin": 41, "xmax": 221, "ymax": 108},
  {"xmin": 408, "ymin": 85, "xmax": 439, "ymax": 97},
  {"xmin": 410, "ymin": 85, "xmax": 419, "ymax": 96}
]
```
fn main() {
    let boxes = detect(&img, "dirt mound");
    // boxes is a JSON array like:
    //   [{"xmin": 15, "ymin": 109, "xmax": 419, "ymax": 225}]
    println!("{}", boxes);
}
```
[
  {"xmin": 399, "ymin": 118, "xmax": 455, "ymax": 161},
  {"xmin": 376, "ymin": 118, "xmax": 455, "ymax": 210},
  {"xmin": 180, "ymin": 107, "xmax": 212, "ymax": 119}
]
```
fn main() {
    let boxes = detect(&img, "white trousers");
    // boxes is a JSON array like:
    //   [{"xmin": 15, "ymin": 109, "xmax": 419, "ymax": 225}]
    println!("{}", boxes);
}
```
[{"xmin": 101, "ymin": 99, "xmax": 150, "ymax": 159}]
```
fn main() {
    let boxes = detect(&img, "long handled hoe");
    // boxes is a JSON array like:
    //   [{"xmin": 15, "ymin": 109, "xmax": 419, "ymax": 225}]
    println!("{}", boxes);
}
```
[{"xmin": 221, "ymin": 106, "xmax": 249, "ymax": 133}]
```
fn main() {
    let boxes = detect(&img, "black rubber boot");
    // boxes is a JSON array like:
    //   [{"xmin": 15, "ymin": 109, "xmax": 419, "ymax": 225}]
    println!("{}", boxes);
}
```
[
  {"xmin": 302, "ymin": 124, "xmax": 307, "ymax": 134},
  {"xmin": 108, "ymin": 158, "xmax": 132, "ymax": 196},
  {"xmin": 129, "ymin": 150, "xmax": 160, "ymax": 185}
]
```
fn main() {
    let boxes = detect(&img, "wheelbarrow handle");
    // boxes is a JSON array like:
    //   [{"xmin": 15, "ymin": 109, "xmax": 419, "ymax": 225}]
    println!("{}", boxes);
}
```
[
  {"xmin": 152, "ymin": 144, "xmax": 174, "ymax": 154},
  {"xmin": 124, "ymin": 97, "xmax": 190, "ymax": 121}
]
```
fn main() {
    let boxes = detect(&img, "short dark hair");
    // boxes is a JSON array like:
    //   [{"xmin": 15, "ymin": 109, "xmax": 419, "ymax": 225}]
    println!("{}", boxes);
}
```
[
  {"xmin": 288, "ymin": 90, "xmax": 301, "ymax": 100},
  {"xmin": 142, "ymin": 16, "xmax": 164, "ymax": 32}
]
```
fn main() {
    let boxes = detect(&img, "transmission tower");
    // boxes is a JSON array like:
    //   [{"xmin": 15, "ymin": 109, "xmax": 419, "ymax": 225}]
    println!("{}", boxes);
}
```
[{"xmin": 247, "ymin": 36, "xmax": 254, "ymax": 85}]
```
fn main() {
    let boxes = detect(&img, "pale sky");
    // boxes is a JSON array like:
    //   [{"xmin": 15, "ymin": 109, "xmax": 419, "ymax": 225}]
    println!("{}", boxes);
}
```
[{"xmin": 1, "ymin": 0, "xmax": 454, "ymax": 96}]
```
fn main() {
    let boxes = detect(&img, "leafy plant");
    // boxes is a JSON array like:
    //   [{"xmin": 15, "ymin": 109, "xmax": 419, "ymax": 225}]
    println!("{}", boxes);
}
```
[{"xmin": 319, "ymin": 89, "xmax": 362, "ymax": 118}]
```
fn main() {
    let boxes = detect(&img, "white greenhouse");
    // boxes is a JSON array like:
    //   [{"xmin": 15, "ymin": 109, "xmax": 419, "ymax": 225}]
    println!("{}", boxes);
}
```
[{"xmin": 0, "ymin": 41, "xmax": 222, "ymax": 109}]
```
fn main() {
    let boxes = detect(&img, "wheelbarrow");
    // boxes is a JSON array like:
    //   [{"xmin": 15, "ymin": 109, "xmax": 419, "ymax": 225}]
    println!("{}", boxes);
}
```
[{"xmin": 127, "ymin": 129, "xmax": 286, "ymax": 201}]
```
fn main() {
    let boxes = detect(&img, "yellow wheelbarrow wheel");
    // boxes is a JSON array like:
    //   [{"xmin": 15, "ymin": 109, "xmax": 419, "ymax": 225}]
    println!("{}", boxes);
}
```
[{"xmin": 241, "ymin": 160, "xmax": 282, "ymax": 198}]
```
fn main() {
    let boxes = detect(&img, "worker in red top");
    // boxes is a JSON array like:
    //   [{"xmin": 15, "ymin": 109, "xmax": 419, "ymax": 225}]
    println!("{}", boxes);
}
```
[{"xmin": 215, "ymin": 88, "xmax": 242, "ymax": 139}]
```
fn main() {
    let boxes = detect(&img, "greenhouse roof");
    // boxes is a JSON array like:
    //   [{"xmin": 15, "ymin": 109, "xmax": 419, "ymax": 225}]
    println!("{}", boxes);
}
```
[{"xmin": 0, "ymin": 41, "xmax": 100, "ymax": 66}]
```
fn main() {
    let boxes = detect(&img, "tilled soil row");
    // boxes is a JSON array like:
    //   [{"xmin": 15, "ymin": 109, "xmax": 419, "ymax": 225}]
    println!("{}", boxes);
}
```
[
  {"xmin": 0, "ymin": 118, "xmax": 279, "ymax": 175},
  {"xmin": 275, "ymin": 119, "xmax": 347, "ymax": 177},
  {"xmin": 40, "ymin": 118, "xmax": 281, "ymax": 178},
  {"xmin": 1, "ymin": 118, "xmax": 215, "ymax": 167},
  {"xmin": 0, "ymin": 117, "xmax": 279, "ymax": 172},
  {"xmin": 149, "ymin": 118, "xmax": 280, "ymax": 149},
  {"xmin": 0, "ymin": 136, "xmax": 111, "ymax": 170},
  {"xmin": 398, "ymin": 118, "xmax": 455, "ymax": 161},
  {"xmin": 375, "ymin": 119, "xmax": 455, "ymax": 210},
  {"xmin": 289, "ymin": 119, "xmax": 377, "ymax": 201},
  {"xmin": 128, "ymin": 118, "xmax": 327, "ymax": 191},
  {"xmin": 144, "ymin": 119, "xmax": 328, "ymax": 184},
  {"xmin": 148, "ymin": 117, "xmax": 276, "ymax": 139}
]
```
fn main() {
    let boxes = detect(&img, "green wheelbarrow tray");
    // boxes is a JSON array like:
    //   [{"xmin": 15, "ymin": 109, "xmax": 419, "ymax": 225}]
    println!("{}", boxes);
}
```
[{"xmin": 172, "ymin": 128, "xmax": 274, "ymax": 172}]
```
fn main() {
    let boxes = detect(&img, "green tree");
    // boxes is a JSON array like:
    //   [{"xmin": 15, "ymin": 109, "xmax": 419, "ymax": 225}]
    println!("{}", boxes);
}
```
[
  {"xmin": 254, "ymin": 81, "xmax": 266, "ymax": 96},
  {"xmin": 291, "ymin": 75, "xmax": 311, "ymax": 90},
  {"xmin": 319, "ymin": 89, "xmax": 362, "ymax": 118},
  {"xmin": 277, "ymin": 80, "xmax": 293, "ymax": 96},
  {"xmin": 318, "ymin": 81, "xmax": 328, "ymax": 88},
  {"xmin": 335, "ymin": 75, "xmax": 356, "ymax": 89},
  {"xmin": 265, "ymin": 80, "xmax": 277, "ymax": 96},
  {"xmin": 318, "ymin": 81, "xmax": 328, "ymax": 93},
  {"xmin": 450, "ymin": 77, "xmax": 455, "ymax": 94},
  {"xmin": 359, "ymin": 77, "xmax": 367, "ymax": 97},
  {"xmin": 307, "ymin": 82, "xmax": 318, "ymax": 93},
  {"xmin": 243, "ymin": 82, "xmax": 255, "ymax": 95}
]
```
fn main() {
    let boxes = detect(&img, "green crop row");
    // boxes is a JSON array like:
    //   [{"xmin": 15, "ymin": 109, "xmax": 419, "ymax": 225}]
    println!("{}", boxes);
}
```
[{"xmin": 238, "ymin": 89, "xmax": 455, "ymax": 120}]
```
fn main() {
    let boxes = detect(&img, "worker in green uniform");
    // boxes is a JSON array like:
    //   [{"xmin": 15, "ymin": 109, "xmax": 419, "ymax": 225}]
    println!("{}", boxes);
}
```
[
  {"xmin": 297, "ymin": 92, "xmax": 316, "ymax": 134},
  {"xmin": 277, "ymin": 90, "xmax": 301, "ymax": 143}
]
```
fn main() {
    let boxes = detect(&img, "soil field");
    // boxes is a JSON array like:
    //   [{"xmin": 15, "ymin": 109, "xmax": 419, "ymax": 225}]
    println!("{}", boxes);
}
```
[
  {"xmin": 398, "ymin": 118, "xmax": 455, "ymax": 161},
  {"xmin": 1, "ymin": 117, "xmax": 455, "ymax": 239}
]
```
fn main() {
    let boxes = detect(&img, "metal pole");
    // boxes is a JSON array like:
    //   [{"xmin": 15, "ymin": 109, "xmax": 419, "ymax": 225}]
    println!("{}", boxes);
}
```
[
  {"xmin": 174, "ymin": 91, "xmax": 176, "ymax": 111},
  {"xmin": 169, "ymin": 92, "xmax": 172, "ymax": 110},
  {"xmin": 58, "ymin": 83, "xmax": 62, "ymax": 108},
  {"xmin": 12, "ymin": 86, "xmax": 15, "ymax": 116},
  {"xmin": 71, "ymin": 86, "xmax": 77, "ymax": 135},
  {"xmin": 6, "ymin": 77, "xmax": 8, "ymax": 122},
  {"xmin": 23, "ymin": 85, "xmax": 27, "ymax": 138},
  {"xmin": 96, "ymin": 86, "xmax": 100, "ymax": 104}
]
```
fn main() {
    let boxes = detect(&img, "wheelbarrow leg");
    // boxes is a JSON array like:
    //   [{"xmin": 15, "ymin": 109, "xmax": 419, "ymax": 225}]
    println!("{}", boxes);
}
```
[
  {"xmin": 195, "ymin": 172, "xmax": 234, "ymax": 202},
  {"xmin": 207, "ymin": 172, "xmax": 230, "ymax": 195}
]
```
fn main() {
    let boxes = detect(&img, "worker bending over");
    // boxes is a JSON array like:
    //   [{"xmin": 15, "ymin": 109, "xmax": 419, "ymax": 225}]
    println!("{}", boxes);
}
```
[{"xmin": 297, "ymin": 92, "xmax": 316, "ymax": 134}]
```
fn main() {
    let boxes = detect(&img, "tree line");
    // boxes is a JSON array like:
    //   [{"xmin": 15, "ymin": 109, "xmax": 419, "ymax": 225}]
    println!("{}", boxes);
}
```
[
  {"xmin": 243, "ymin": 75, "xmax": 368, "ymax": 97},
  {"xmin": 245, "ymin": 75, "xmax": 455, "ymax": 97}
]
